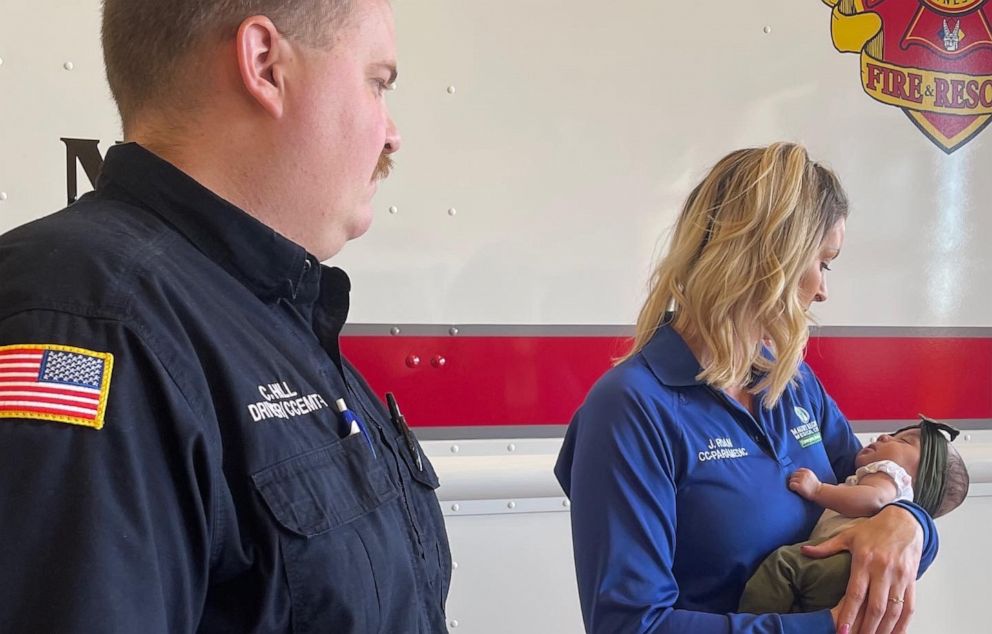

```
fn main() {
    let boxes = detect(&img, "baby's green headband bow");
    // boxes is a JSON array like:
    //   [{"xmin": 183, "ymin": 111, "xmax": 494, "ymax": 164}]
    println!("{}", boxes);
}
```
[{"xmin": 891, "ymin": 415, "xmax": 960, "ymax": 517}]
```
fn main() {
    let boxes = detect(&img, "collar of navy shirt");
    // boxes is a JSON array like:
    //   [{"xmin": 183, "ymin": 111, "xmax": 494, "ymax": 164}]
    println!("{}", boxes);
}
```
[
  {"xmin": 96, "ymin": 142, "xmax": 350, "ymax": 321},
  {"xmin": 641, "ymin": 323, "xmax": 784, "ymax": 457},
  {"xmin": 641, "ymin": 323, "xmax": 776, "ymax": 389},
  {"xmin": 640, "ymin": 324, "xmax": 707, "ymax": 387}
]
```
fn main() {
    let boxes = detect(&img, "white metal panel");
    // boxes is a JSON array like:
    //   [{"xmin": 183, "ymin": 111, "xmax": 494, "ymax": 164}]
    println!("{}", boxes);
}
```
[
  {"xmin": 443, "ymin": 511, "xmax": 583, "ymax": 633},
  {"xmin": 3, "ymin": 2, "xmax": 991, "ymax": 327},
  {"xmin": 914, "ymin": 499, "xmax": 992, "ymax": 634},
  {"xmin": 0, "ymin": 0, "xmax": 119, "ymax": 227},
  {"xmin": 342, "ymin": 0, "xmax": 992, "ymax": 327},
  {"xmin": 429, "ymin": 438, "xmax": 563, "ymax": 503}
]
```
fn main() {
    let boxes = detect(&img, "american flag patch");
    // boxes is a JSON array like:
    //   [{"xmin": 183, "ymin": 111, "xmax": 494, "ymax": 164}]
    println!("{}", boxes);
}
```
[{"xmin": 0, "ymin": 345, "xmax": 114, "ymax": 430}]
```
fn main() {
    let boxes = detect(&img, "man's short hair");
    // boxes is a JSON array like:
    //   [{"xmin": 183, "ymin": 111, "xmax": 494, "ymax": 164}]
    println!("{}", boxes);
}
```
[{"xmin": 101, "ymin": 0, "xmax": 354, "ymax": 126}]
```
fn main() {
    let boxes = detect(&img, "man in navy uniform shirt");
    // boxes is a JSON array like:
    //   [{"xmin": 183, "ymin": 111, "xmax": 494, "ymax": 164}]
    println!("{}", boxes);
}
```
[{"xmin": 0, "ymin": 1, "xmax": 451, "ymax": 632}]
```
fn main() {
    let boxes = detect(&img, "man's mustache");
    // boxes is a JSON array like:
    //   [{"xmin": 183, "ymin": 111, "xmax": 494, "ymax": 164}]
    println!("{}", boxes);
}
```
[{"xmin": 373, "ymin": 153, "xmax": 394, "ymax": 181}]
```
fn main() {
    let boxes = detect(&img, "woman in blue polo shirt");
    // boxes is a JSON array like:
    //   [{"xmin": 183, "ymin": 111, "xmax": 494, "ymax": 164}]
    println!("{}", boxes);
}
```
[{"xmin": 555, "ymin": 143, "xmax": 936, "ymax": 634}]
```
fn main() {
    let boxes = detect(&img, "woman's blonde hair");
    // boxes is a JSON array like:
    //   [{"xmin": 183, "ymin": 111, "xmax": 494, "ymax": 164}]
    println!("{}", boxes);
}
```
[{"xmin": 622, "ymin": 143, "xmax": 849, "ymax": 407}]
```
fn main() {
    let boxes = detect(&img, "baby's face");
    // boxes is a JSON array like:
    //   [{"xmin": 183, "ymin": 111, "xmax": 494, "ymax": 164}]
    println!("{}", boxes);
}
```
[{"xmin": 854, "ymin": 428, "xmax": 922, "ymax": 478}]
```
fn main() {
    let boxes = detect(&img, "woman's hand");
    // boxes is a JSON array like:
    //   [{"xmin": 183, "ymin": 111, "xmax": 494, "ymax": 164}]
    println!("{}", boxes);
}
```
[
  {"xmin": 830, "ymin": 605, "xmax": 845, "ymax": 633},
  {"xmin": 803, "ymin": 505, "xmax": 921, "ymax": 634}
]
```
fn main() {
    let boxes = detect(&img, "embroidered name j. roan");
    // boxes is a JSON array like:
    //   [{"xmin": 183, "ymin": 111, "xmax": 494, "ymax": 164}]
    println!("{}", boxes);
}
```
[{"xmin": 699, "ymin": 437, "xmax": 749, "ymax": 462}]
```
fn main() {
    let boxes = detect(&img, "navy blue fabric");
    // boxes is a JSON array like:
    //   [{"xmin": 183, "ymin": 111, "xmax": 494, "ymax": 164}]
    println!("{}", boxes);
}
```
[
  {"xmin": 0, "ymin": 143, "xmax": 450, "ymax": 633},
  {"xmin": 555, "ymin": 325, "xmax": 937, "ymax": 634}
]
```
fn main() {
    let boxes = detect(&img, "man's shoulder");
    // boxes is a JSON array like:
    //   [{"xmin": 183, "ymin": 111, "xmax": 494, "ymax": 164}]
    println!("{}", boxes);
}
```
[
  {"xmin": 1, "ymin": 192, "xmax": 167, "ymax": 248},
  {"xmin": 0, "ymin": 194, "xmax": 180, "ymax": 319}
]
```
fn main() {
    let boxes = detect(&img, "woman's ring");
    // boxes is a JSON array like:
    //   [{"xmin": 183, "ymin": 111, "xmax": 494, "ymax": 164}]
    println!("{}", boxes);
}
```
[{"xmin": 888, "ymin": 596, "xmax": 905, "ymax": 604}]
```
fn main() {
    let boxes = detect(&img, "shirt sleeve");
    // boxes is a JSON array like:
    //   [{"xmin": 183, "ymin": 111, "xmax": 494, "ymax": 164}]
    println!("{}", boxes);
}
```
[
  {"xmin": 801, "ymin": 364, "xmax": 938, "ymax": 576},
  {"xmin": 555, "ymin": 374, "xmax": 835, "ymax": 634},
  {"xmin": 0, "ymin": 309, "xmax": 219, "ymax": 633},
  {"xmin": 888, "ymin": 500, "xmax": 939, "ymax": 577}
]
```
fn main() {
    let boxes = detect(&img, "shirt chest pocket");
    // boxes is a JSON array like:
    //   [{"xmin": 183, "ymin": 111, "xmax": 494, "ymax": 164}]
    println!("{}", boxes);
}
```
[{"xmin": 251, "ymin": 434, "xmax": 401, "ymax": 633}]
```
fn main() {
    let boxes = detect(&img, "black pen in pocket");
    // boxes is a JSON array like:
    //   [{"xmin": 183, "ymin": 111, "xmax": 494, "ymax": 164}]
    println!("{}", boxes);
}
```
[{"xmin": 386, "ymin": 392, "xmax": 423, "ymax": 471}]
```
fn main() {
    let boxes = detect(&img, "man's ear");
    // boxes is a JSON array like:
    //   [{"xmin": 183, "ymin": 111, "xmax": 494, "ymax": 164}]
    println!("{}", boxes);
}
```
[{"xmin": 236, "ymin": 16, "xmax": 289, "ymax": 119}]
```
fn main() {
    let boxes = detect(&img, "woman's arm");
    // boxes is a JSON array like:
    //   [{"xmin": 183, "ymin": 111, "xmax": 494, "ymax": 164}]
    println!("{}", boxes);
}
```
[
  {"xmin": 802, "ymin": 506, "xmax": 922, "ymax": 634},
  {"xmin": 555, "ymin": 373, "xmax": 835, "ymax": 634}
]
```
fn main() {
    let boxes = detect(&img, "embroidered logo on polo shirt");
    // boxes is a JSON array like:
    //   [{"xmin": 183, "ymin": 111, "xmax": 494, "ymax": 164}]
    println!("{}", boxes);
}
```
[
  {"xmin": 698, "ymin": 437, "xmax": 749, "ymax": 462},
  {"xmin": 248, "ymin": 380, "xmax": 330, "ymax": 422},
  {"xmin": 791, "ymin": 406, "xmax": 822, "ymax": 448}
]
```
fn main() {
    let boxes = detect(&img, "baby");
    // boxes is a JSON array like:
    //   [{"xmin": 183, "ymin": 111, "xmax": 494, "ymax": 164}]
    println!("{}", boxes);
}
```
[{"xmin": 739, "ymin": 416, "xmax": 970, "ymax": 614}]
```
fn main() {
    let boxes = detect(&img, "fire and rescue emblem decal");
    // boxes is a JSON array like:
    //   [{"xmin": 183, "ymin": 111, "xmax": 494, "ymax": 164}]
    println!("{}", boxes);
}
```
[{"xmin": 821, "ymin": 0, "xmax": 992, "ymax": 152}]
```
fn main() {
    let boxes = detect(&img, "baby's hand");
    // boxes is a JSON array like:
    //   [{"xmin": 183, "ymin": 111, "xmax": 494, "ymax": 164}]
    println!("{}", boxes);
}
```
[{"xmin": 789, "ymin": 468, "xmax": 822, "ymax": 500}]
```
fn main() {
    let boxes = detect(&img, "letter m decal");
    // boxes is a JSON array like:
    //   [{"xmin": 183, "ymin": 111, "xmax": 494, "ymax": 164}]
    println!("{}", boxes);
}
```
[{"xmin": 60, "ymin": 138, "xmax": 105, "ymax": 205}]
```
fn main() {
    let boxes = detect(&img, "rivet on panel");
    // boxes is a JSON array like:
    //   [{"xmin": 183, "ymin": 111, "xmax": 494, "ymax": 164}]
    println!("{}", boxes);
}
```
[
  {"xmin": 388, "ymin": 82, "xmax": 397, "ymax": 91},
  {"xmin": 449, "ymin": 327, "xmax": 460, "ymax": 336},
  {"xmin": 405, "ymin": 355, "xmax": 421, "ymax": 368},
  {"xmin": 965, "ymin": 434, "xmax": 972, "ymax": 442},
  {"xmin": 388, "ymin": 206, "xmax": 398, "ymax": 214},
  {"xmin": 446, "ymin": 85, "xmax": 456, "ymax": 94},
  {"xmin": 507, "ymin": 443, "xmax": 516, "ymax": 453},
  {"xmin": 450, "ymin": 444, "xmax": 460, "ymax": 454},
  {"xmin": 450, "ymin": 620, "xmax": 459, "ymax": 629},
  {"xmin": 0, "ymin": 192, "xmax": 7, "ymax": 201},
  {"xmin": 431, "ymin": 355, "xmax": 446, "ymax": 368},
  {"xmin": 452, "ymin": 561, "xmax": 459, "ymax": 570},
  {"xmin": 450, "ymin": 503, "xmax": 460, "ymax": 512},
  {"xmin": 63, "ymin": 62, "xmax": 74, "ymax": 71},
  {"xmin": 763, "ymin": 25, "xmax": 772, "ymax": 34},
  {"xmin": 448, "ymin": 207, "xmax": 457, "ymax": 217},
  {"xmin": 507, "ymin": 501, "xmax": 516, "ymax": 510},
  {"xmin": 0, "ymin": 57, "xmax": 4, "ymax": 67},
  {"xmin": 390, "ymin": 326, "xmax": 401, "ymax": 336},
  {"xmin": 563, "ymin": 499, "xmax": 571, "ymax": 508}
]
